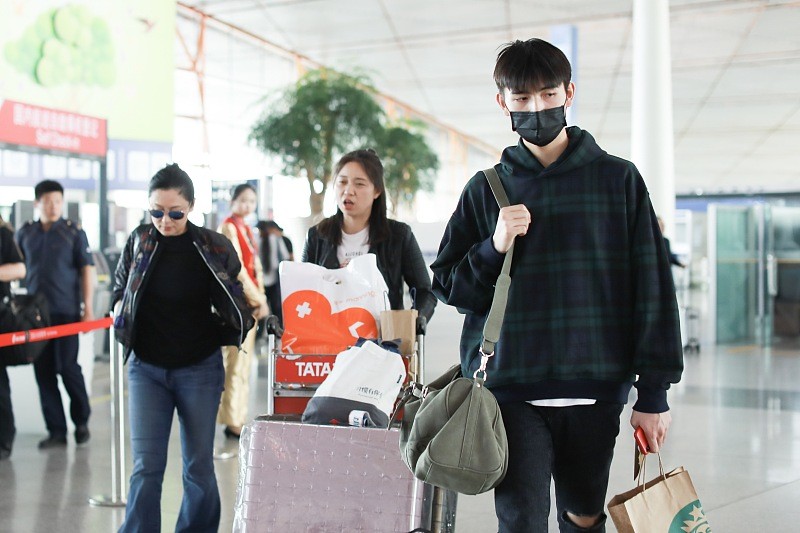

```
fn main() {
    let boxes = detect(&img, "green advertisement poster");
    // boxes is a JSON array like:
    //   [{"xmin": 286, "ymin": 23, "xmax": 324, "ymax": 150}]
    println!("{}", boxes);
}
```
[{"xmin": 1, "ymin": 0, "xmax": 176, "ymax": 143}]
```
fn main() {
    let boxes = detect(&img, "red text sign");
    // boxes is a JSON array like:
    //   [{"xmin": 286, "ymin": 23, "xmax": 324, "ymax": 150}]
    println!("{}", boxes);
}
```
[{"xmin": 0, "ymin": 99, "xmax": 107, "ymax": 157}]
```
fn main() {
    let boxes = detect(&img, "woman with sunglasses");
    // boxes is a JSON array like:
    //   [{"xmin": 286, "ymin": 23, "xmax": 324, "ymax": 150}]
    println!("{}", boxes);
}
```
[
  {"xmin": 303, "ymin": 149, "xmax": 436, "ymax": 323},
  {"xmin": 111, "ymin": 163, "xmax": 255, "ymax": 533},
  {"xmin": 216, "ymin": 184, "xmax": 269, "ymax": 439}
]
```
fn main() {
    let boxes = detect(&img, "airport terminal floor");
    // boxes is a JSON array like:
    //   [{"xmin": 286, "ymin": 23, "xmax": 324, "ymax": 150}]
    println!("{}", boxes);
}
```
[{"xmin": 1, "ymin": 290, "xmax": 799, "ymax": 532}]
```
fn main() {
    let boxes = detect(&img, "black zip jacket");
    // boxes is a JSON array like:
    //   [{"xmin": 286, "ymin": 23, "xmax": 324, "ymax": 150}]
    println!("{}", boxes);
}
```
[
  {"xmin": 302, "ymin": 219, "xmax": 436, "ymax": 321},
  {"xmin": 112, "ymin": 222, "xmax": 255, "ymax": 363}
]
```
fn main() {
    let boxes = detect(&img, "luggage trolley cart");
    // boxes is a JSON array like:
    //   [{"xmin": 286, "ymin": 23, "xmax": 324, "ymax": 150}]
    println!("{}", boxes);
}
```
[{"xmin": 232, "ymin": 315, "xmax": 456, "ymax": 533}]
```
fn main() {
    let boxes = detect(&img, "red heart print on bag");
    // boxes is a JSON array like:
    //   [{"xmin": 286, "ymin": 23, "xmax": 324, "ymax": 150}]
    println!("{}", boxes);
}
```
[{"xmin": 281, "ymin": 290, "xmax": 378, "ymax": 354}]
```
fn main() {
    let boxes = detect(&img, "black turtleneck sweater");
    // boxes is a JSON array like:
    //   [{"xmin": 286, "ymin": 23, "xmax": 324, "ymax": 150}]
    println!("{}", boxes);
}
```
[{"xmin": 133, "ymin": 231, "xmax": 219, "ymax": 368}]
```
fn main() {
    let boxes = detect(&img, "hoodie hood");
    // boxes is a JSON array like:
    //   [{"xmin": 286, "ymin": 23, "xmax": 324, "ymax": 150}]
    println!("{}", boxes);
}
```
[{"xmin": 500, "ymin": 126, "xmax": 607, "ymax": 178}]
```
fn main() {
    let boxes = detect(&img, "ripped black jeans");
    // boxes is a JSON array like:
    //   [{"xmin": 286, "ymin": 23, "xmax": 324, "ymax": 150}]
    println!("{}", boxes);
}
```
[{"xmin": 494, "ymin": 401, "xmax": 624, "ymax": 533}]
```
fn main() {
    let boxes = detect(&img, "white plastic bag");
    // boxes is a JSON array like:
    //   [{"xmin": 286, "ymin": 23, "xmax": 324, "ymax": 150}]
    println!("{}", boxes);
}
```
[
  {"xmin": 301, "ymin": 340, "xmax": 406, "ymax": 427},
  {"xmin": 280, "ymin": 254, "xmax": 388, "ymax": 354}
]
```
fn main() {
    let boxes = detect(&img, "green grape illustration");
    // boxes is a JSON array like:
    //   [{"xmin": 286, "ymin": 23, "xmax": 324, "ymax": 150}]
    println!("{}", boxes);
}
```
[{"xmin": 4, "ymin": 4, "xmax": 116, "ymax": 88}]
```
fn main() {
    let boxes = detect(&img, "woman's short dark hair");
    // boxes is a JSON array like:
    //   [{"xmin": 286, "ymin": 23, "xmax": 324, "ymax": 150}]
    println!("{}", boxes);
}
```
[
  {"xmin": 258, "ymin": 220, "xmax": 282, "ymax": 232},
  {"xmin": 231, "ymin": 183, "xmax": 256, "ymax": 203},
  {"xmin": 318, "ymin": 148, "xmax": 390, "ymax": 246},
  {"xmin": 148, "ymin": 163, "xmax": 195, "ymax": 205},
  {"xmin": 493, "ymin": 38, "xmax": 572, "ymax": 96},
  {"xmin": 34, "ymin": 180, "xmax": 64, "ymax": 200}
]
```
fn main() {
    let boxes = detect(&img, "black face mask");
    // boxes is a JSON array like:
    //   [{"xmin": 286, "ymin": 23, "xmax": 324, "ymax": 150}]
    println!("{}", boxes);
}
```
[{"xmin": 510, "ymin": 103, "xmax": 567, "ymax": 146}]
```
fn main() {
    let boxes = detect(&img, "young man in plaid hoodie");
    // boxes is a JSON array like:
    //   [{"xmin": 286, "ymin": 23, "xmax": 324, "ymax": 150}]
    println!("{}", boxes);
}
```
[{"xmin": 430, "ymin": 38, "xmax": 684, "ymax": 532}]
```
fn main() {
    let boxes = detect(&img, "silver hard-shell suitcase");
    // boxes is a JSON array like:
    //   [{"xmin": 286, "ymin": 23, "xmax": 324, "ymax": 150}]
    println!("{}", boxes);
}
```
[
  {"xmin": 237, "ymin": 315, "xmax": 456, "ymax": 532},
  {"xmin": 233, "ymin": 416, "xmax": 456, "ymax": 532}
]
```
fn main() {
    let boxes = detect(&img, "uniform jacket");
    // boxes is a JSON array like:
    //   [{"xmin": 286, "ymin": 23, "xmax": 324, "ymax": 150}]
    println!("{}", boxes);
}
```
[
  {"xmin": 112, "ymin": 222, "xmax": 255, "ymax": 362},
  {"xmin": 302, "ymin": 219, "xmax": 436, "ymax": 321},
  {"xmin": 430, "ymin": 127, "xmax": 683, "ymax": 412},
  {"xmin": 16, "ymin": 218, "xmax": 94, "ymax": 316}
]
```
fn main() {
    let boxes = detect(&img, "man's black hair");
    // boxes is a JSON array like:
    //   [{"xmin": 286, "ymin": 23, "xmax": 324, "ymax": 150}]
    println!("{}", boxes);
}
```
[
  {"xmin": 34, "ymin": 180, "xmax": 64, "ymax": 200},
  {"xmin": 148, "ymin": 163, "xmax": 195, "ymax": 205},
  {"xmin": 494, "ymin": 38, "xmax": 572, "ymax": 96}
]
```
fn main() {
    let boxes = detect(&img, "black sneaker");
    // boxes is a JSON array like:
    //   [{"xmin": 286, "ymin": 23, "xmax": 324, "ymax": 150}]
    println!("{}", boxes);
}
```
[
  {"xmin": 38, "ymin": 435, "xmax": 67, "ymax": 449},
  {"xmin": 75, "ymin": 425, "xmax": 91, "ymax": 445}
]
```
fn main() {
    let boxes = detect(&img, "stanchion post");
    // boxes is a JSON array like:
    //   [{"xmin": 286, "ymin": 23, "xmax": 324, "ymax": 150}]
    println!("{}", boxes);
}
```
[
  {"xmin": 89, "ymin": 325, "xmax": 127, "ymax": 507},
  {"xmin": 266, "ymin": 330, "xmax": 275, "ymax": 415},
  {"xmin": 417, "ymin": 332, "xmax": 425, "ymax": 385}
]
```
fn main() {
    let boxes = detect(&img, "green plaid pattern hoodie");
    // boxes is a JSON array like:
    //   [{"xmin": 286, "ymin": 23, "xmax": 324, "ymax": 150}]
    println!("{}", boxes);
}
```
[{"xmin": 431, "ymin": 127, "xmax": 683, "ymax": 412}]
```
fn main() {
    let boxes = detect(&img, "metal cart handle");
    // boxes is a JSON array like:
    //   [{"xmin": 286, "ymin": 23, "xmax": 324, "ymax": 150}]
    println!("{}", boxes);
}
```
[
  {"xmin": 416, "ymin": 315, "xmax": 427, "ymax": 336},
  {"xmin": 266, "ymin": 315, "xmax": 283, "ymax": 338}
]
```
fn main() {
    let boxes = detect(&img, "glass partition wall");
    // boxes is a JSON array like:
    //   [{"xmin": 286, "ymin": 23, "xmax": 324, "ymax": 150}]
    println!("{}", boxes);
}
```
[
  {"xmin": 710, "ymin": 203, "xmax": 800, "ymax": 346},
  {"xmin": 772, "ymin": 207, "xmax": 800, "ymax": 340}
]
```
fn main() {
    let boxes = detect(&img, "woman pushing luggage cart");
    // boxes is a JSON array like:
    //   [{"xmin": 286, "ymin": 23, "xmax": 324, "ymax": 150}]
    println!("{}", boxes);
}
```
[{"xmin": 232, "ymin": 150, "xmax": 456, "ymax": 532}]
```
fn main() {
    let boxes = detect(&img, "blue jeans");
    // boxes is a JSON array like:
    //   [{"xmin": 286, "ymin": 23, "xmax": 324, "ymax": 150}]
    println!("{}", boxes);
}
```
[
  {"xmin": 494, "ymin": 401, "xmax": 624, "ymax": 533},
  {"xmin": 119, "ymin": 351, "xmax": 224, "ymax": 533}
]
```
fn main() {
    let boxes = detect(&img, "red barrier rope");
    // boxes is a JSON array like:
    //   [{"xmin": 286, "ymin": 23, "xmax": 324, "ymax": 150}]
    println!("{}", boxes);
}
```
[{"xmin": 0, "ymin": 317, "xmax": 114, "ymax": 348}]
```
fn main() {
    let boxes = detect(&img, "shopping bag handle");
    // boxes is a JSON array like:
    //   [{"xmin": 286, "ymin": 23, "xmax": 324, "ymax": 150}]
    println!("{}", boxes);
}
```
[{"xmin": 636, "ymin": 452, "xmax": 667, "ymax": 489}]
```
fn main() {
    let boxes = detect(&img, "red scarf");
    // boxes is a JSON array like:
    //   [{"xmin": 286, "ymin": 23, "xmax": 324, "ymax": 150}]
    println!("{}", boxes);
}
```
[{"xmin": 225, "ymin": 215, "xmax": 258, "ymax": 284}]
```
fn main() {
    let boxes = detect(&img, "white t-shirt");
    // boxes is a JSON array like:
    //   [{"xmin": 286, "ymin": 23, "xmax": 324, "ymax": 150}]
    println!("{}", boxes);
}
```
[
  {"xmin": 337, "ymin": 226, "xmax": 370, "ymax": 267},
  {"xmin": 528, "ymin": 398, "xmax": 596, "ymax": 407}
]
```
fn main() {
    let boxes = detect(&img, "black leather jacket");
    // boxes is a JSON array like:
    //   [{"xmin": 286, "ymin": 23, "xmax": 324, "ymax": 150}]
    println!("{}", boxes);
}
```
[
  {"xmin": 301, "ymin": 219, "xmax": 436, "ymax": 321},
  {"xmin": 112, "ymin": 222, "xmax": 256, "ymax": 362}
]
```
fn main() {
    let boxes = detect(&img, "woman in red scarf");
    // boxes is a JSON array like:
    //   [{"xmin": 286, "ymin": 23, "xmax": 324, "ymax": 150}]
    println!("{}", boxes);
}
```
[{"xmin": 217, "ymin": 184, "xmax": 269, "ymax": 437}]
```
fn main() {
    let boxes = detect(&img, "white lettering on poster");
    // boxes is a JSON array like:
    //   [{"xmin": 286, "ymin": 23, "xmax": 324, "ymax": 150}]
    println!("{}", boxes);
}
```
[
  {"xmin": 12, "ymin": 102, "xmax": 100, "ymax": 138},
  {"xmin": 36, "ymin": 129, "xmax": 81, "ymax": 151}
]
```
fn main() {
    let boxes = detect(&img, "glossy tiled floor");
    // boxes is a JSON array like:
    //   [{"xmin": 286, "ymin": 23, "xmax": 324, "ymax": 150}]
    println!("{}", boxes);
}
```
[{"xmin": 2, "ymin": 290, "xmax": 799, "ymax": 532}]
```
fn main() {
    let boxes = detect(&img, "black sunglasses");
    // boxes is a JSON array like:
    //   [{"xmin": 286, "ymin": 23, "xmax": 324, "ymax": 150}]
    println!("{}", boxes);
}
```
[{"xmin": 149, "ymin": 209, "xmax": 186, "ymax": 220}]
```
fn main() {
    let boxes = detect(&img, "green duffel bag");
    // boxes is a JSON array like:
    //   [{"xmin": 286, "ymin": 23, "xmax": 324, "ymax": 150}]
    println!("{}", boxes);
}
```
[
  {"xmin": 396, "ymin": 364, "xmax": 507, "ymax": 495},
  {"xmin": 393, "ymin": 166, "xmax": 514, "ymax": 495}
]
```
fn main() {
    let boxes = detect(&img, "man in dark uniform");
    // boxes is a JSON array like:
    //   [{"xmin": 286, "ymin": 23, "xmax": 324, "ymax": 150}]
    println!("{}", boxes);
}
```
[
  {"xmin": 16, "ymin": 180, "xmax": 95, "ymax": 448},
  {"xmin": 0, "ymin": 215, "xmax": 26, "ymax": 459}
]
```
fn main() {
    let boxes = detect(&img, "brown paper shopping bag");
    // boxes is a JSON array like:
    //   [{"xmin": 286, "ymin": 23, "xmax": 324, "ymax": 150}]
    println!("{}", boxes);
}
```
[
  {"xmin": 380, "ymin": 309, "xmax": 418, "ymax": 356},
  {"xmin": 608, "ymin": 454, "xmax": 711, "ymax": 532}
]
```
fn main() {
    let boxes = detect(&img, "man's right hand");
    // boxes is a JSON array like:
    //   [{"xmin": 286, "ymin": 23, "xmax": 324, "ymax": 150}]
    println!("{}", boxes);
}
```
[
  {"xmin": 630, "ymin": 410, "xmax": 672, "ymax": 453},
  {"xmin": 492, "ymin": 204, "xmax": 532, "ymax": 253}
]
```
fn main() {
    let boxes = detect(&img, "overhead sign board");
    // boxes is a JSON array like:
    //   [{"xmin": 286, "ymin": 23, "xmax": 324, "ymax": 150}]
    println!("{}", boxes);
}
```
[{"xmin": 0, "ymin": 99, "xmax": 107, "ymax": 158}]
